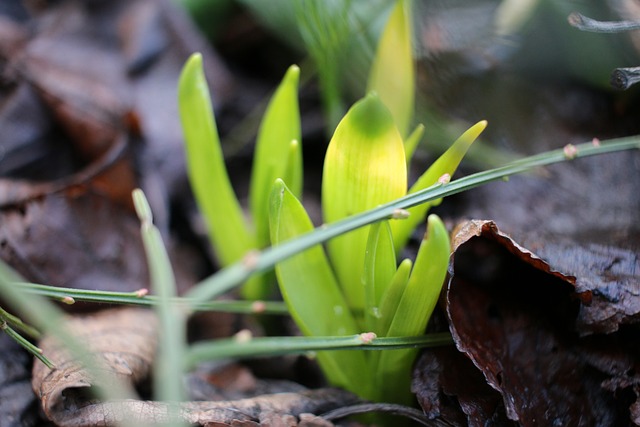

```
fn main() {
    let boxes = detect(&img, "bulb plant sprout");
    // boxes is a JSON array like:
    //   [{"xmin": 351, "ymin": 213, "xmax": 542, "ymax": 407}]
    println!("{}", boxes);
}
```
[
  {"xmin": 177, "ymin": 0, "xmax": 486, "ymax": 405},
  {"xmin": 269, "ymin": 94, "xmax": 484, "ymax": 404}
]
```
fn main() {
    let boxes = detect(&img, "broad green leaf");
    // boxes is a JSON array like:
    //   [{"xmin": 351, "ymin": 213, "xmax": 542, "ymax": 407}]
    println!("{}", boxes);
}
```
[
  {"xmin": 322, "ymin": 93, "xmax": 407, "ymax": 311},
  {"xmin": 269, "ymin": 179, "xmax": 369, "ymax": 394},
  {"xmin": 367, "ymin": 0, "xmax": 414, "ymax": 137},
  {"xmin": 404, "ymin": 123, "xmax": 424, "ymax": 165},
  {"xmin": 362, "ymin": 221, "xmax": 396, "ymax": 332},
  {"xmin": 178, "ymin": 53, "xmax": 256, "ymax": 267},
  {"xmin": 374, "ymin": 214, "xmax": 450, "ymax": 404},
  {"xmin": 250, "ymin": 65, "xmax": 302, "ymax": 249},
  {"xmin": 392, "ymin": 120, "xmax": 486, "ymax": 251}
]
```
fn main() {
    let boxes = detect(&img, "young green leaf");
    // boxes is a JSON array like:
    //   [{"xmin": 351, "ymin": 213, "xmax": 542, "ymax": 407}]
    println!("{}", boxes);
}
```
[
  {"xmin": 322, "ymin": 93, "xmax": 407, "ymax": 311},
  {"xmin": 178, "ymin": 53, "xmax": 256, "ymax": 268},
  {"xmin": 377, "ymin": 258, "xmax": 412, "ymax": 337},
  {"xmin": 367, "ymin": 0, "xmax": 414, "ymax": 137},
  {"xmin": 250, "ymin": 65, "xmax": 302, "ymax": 249},
  {"xmin": 404, "ymin": 123, "xmax": 425, "ymax": 165},
  {"xmin": 388, "ymin": 214, "xmax": 449, "ymax": 338},
  {"xmin": 362, "ymin": 221, "xmax": 396, "ymax": 332},
  {"xmin": 375, "ymin": 214, "xmax": 450, "ymax": 403},
  {"xmin": 392, "ymin": 120, "xmax": 486, "ymax": 251},
  {"xmin": 269, "ymin": 178, "xmax": 369, "ymax": 393}
]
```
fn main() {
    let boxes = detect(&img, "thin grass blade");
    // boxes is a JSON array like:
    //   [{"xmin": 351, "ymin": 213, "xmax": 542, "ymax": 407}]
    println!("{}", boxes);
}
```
[
  {"xmin": 133, "ymin": 190, "xmax": 187, "ymax": 415},
  {"xmin": 186, "ymin": 332, "xmax": 452, "ymax": 369}
]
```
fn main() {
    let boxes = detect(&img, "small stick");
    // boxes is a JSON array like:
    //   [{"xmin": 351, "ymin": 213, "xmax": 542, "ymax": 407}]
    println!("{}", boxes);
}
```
[
  {"xmin": 611, "ymin": 67, "xmax": 640, "ymax": 90},
  {"xmin": 568, "ymin": 12, "xmax": 640, "ymax": 33}
]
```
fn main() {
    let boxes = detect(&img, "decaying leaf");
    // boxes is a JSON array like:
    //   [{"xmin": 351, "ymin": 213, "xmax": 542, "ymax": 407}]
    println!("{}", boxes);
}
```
[
  {"xmin": 413, "ymin": 220, "xmax": 640, "ymax": 426},
  {"xmin": 0, "ymin": 0, "xmax": 231, "ymax": 296},
  {"xmin": 31, "ymin": 308, "xmax": 362, "ymax": 426},
  {"xmin": 32, "ymin": 308, "xmax": 158, "ymax": 426}
]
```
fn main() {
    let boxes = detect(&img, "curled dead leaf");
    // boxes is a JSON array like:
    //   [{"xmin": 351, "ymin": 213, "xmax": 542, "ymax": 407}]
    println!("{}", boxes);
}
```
[{"xmin": 413, "ymin": 220, "xmax": 640, "ymax": 426}]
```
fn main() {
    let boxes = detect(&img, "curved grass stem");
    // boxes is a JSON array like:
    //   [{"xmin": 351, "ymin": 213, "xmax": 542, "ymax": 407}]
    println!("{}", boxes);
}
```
[{"xmin": 186, "ymin": 136, "xmax": 640, "ymax": 303}]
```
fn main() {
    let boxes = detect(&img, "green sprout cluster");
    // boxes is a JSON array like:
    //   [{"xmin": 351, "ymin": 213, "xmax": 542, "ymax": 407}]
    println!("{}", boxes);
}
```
[{"xmin": 178, "ymin": 0, "xmax": 484, "ymax": 404}]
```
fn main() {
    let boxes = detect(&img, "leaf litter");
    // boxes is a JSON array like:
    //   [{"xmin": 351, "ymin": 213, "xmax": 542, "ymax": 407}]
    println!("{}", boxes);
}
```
[{"xmin": 1, "ymin": 0, "xmax": 639, "ymax": 426}]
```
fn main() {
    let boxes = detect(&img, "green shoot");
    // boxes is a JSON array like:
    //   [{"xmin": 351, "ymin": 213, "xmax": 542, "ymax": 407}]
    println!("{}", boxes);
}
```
[
  {"xmin": 249, "ymin": 65, "xmax": 302, "ymax": 250},
  {"xmin": 179, "ymin": 53, "xmax": 304, "ymax": 301},
  {"xmin": 133, "ymin": 189, "xmax": 187, "ymax": 414},
  {"xmin": 367, "ymin": 0, "xmax": 415, "ymax": 138},
  {"xmin": 178, "ymin": 53, "xmax": 256, "ymax": 268}
]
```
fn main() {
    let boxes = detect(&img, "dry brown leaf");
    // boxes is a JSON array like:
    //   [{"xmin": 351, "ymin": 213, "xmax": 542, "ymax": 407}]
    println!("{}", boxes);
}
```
[
  {"xmin": 31, "ymin": 308, "xmax": 357, "ymax": 426},
  {"xmin": 413, "ymin": 220, "xmax": 640, "ymax": 426}
]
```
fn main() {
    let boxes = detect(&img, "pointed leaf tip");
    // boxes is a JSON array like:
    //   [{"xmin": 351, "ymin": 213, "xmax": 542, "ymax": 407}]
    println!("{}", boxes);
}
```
[{"xmin": 348, "ymin": 93, "xmax": 396, "ymax": 139}]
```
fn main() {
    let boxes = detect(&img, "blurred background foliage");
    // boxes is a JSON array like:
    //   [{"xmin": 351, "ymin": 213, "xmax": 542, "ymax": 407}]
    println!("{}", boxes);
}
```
[{"xmin": 176, "ymin": 0, "xmax": 640, "ymax": 168}]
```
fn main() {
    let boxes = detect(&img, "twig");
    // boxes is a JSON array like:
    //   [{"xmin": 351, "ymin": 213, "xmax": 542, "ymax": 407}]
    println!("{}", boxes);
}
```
[
  {"xmin": 568, "ymin": 12, "xmax": 640, "ymax": 33},
  {"xmin": 611, "ymin": 67, "xmax": 640, "ymax": 90}
]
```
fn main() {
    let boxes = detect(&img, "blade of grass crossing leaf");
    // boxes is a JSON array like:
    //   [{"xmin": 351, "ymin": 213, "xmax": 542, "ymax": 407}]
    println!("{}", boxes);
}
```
[
  {"xmin": 392, "ymin": 120, "xmax": 486, "ymax": 251},
  {"xmin": 269, "ymin": 179, "xmax": 369, "ymax": 394},
  {"xmin": 178, "ymin": 53, "xmax": 255, "ymax": 267},
  {"xmin": 186, "ymin": 333, "xmax": 453, "ymax": 369},
  {"xmin": 249, "ymin": 65, "xmax": 302, "ymax": 249},
  {"xmin": 362, "ymin": 221, "xmax": 396, "ymax": 332},
  {"xmin": 187, "ymin": 136, "xmax": 640, "ymax": 303},
  {"xmin": 375, "ymin": 214, "xmax": 450, "ymax": 404},
  {"xmin": 367, "ymin": 0, "xmax": 414, "ymax": 137},
  {"xmin": 133, "ymin": 190, "xmax": 187, "ymax": 418}
]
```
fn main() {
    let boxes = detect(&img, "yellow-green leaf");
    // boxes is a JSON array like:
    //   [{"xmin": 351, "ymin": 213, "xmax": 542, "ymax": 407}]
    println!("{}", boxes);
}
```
[
  {"xmin": 250, "ymin": 65, "xmax": 302, "ymax": 249},
  {"xmin": 322, "ymin": 93, "xmax": 407, "ymax": 311},
  {"xmin": 377, "ymin": 258, "xmax": 412, "ymax": 337},
  {"xmin": 367, "ymin": 0, "xmax": 414, "ymax": 137},
  {"xmin": 375, "ymin": 214, "xmax": 450, "ymax": 404},
  {"xmin": 392, "ymin": 120, "xmax": 486, "ymax": 251},
  {"xmin": 362, "ymin": 221, "xmax": 396, "ymax": 332},
  {"xmin": 269, "ymin": 179, "xmax": 368, "ymax": 393},
  {"xmin": 178, "ymin": 53, "xmax": 255, "ymax": 268},
  {"xmin": 404, "ymin": 123, "xmax": 424, "ymax": 165}
]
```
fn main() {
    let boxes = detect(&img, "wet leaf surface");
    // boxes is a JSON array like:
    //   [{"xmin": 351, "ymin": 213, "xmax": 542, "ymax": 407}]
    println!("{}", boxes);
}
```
[
  {"xmin": 1, "ymin": 0, "xmax": 640, "ymax": 425},
  {"xmin": 31, "ymin": 307, "xmax": 358, "ymax": 426},
  {"xmin": 413, "ymin": 220, "xmax": 640, "ymax": 426}
]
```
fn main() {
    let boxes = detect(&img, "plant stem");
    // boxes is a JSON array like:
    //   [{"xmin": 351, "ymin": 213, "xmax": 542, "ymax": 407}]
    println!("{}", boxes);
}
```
[
  {"xmin": 16, "ymin": 282, "xmax": 288, "ymax": 314},
  {"xmin": 186, "ymin": 332, "xmax": 453, "ymax": 369}
]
